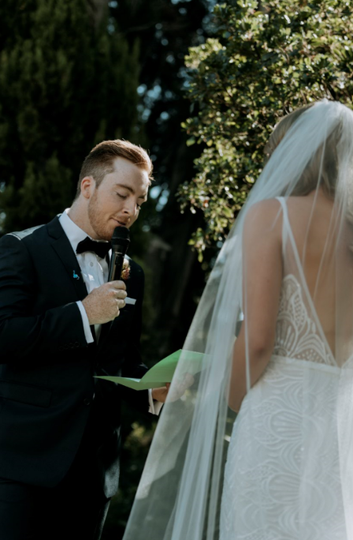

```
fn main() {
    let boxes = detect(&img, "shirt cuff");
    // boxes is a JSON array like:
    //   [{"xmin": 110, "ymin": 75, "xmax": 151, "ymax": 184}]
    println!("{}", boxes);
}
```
[
  {"xmin": 77, "ymin": 301, "xmax": 94, "ymax": 344},
  {"xmin": 148, "ymin": 389, "xmax": 163, "ymax": 415}
]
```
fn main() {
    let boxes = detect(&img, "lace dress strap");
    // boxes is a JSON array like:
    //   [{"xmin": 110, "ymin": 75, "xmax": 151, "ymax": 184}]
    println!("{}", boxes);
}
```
[{"xmin": 275, "ymin": 196, "xmax": 289, "ymax": 258}]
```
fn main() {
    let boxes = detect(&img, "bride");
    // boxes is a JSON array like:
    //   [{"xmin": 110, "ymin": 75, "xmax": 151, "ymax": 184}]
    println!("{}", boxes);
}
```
[{"xmin": 122, "ymin": 100, "xmax": 353, "ymax": 540}]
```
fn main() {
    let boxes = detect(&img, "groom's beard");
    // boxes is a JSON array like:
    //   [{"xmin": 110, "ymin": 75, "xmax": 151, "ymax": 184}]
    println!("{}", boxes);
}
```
[{"xmin": 87, "ymin": 191, "xmax": 115, "ymax": 242}]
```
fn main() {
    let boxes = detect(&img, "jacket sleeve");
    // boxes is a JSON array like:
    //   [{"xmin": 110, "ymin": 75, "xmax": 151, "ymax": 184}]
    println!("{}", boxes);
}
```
[{"xmin": 0, "ymin": 234, "xmax": 87, "ymax": 361}]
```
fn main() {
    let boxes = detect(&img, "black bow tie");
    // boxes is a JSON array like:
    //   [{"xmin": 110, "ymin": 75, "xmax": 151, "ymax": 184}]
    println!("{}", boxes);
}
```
[{"xmin": 76, "ymin": 237, "xmax": 111, "ymax": 259}]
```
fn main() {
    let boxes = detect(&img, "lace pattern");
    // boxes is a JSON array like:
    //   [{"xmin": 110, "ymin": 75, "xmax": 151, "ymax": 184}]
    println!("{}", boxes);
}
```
[
  {"xmin": 220, "ymin": 358, "xmax": 344, "ymax": 539},
  {"xmin": 220, "ymin": 274, "xmax": 344, "ymax": 539},
  {"xmin": 273, "ymin": 274, "xmax": 336, "ymax": 366}
]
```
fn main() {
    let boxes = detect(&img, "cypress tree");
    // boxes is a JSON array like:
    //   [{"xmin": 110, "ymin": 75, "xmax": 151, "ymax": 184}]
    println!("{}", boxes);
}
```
[{"xmin": 0, "ymin": 0, "xmax": 140, "ymax": 232}]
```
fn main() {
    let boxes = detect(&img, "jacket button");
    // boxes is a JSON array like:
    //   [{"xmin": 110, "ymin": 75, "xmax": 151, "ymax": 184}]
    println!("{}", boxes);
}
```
[{"xmin": 83, "ymin": 398, "xmax": 92, "ymax": 406}]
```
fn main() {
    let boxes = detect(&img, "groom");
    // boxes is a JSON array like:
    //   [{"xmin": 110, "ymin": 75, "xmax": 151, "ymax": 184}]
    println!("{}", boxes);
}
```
[{"xmin": 0, "ymin": 139, "xmax": 167, "ymax": 540}]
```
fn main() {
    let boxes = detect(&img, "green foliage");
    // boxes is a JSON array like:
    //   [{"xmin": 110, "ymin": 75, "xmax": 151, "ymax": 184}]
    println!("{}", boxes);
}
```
[
  {"xmin": 1, "ymin": 155, "xmax": 73, "ymax": 230},
  {"xmin": 0, "ymin": 0, "xmax": 140, "ymax": 233},
  {"xmin": 180, "ymin": 0, "xmax": 353, "ymax": 257}
]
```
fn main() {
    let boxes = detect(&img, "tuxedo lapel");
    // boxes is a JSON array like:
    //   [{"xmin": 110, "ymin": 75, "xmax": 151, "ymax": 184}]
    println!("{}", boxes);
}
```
[{"xmin": 46, "ymin": 216, "xmax": 88, "ymax": 301}]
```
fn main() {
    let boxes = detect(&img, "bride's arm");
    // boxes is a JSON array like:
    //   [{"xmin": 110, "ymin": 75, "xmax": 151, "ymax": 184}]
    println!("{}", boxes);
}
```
[{"xmin": 228, "ymin": 200, "xmax": 283, "ymax": 412}]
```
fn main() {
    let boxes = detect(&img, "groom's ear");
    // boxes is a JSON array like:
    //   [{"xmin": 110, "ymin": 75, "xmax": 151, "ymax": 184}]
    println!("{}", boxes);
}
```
[{"xmin": 80, "ymin": 176, "xmax": 95, "ymax": 199}]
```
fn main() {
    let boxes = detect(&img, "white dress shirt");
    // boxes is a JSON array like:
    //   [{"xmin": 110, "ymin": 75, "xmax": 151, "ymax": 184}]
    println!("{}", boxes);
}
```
[{"xmin": 59, "ymin": 210, "xmax": 162, "ymax": 415}]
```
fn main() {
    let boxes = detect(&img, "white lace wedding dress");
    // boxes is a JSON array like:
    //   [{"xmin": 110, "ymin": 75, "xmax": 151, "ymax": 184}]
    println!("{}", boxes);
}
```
[{"xmin": 220, "ymin": 198, "xmax": 349, "ymax": 540}]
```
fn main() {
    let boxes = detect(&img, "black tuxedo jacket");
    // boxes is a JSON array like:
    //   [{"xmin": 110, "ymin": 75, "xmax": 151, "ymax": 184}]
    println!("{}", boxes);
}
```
[{"xmin": 0, "ymin": 216, "xmax": 149, "ymax": 496}]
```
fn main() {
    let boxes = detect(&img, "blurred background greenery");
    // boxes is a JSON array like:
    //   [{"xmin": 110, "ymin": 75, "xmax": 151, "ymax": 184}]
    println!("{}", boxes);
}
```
[{"xmin": 1, "ymin": 0, "xmax": 353, "ymax": 537}]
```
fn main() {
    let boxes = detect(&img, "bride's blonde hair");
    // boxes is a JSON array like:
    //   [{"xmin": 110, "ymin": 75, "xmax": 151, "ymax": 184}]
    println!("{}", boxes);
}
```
[{"xmin": 265, "ymin": 102, "xmax": 340, "ymax": 197}]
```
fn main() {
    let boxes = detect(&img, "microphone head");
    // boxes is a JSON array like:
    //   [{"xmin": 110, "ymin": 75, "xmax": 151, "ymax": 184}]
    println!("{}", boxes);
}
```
[{"xmin": 111, "ymin": 226, "xmax": 130, "ymax": 252}]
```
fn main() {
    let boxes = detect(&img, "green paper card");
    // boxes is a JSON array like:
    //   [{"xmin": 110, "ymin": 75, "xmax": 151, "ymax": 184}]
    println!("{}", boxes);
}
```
[{"xmin": 95, "ymin": 349, "xmax": 204, "ymax": 390}]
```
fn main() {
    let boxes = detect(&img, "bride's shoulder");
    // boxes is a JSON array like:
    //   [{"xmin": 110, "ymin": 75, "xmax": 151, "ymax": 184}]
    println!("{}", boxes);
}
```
[
  {"xmin": 245, "ymin": 198, "xmax": 283, "ymax": 222},
  {"xmin": 243, "ymin": 198, "xmax": 283, "ymax": 236}
]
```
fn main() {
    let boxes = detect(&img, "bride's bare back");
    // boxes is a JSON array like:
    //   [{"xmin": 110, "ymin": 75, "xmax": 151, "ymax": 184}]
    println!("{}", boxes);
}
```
[{"xmin": 286, "ymin": 189, "xmax": 353, "ymax": 363}]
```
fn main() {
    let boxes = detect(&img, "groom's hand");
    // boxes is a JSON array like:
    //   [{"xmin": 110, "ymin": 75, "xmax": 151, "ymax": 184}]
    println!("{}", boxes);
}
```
[
  {"xmin": 82, "ymin": 280, "xmax": 127, "ymax": 324},
  {"xmin": 152, "ymin": 374, "xmax": 195, "ymax": 403},
  {"xmin": 152, "ymin": 384, "xmax": 171, "ymax": 403}
]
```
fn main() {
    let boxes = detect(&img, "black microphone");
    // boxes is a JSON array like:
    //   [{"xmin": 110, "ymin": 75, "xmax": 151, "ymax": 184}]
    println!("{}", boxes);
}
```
[{"xmin": 108, "ymin": 226, "xmax": 130, "ymax": 281}]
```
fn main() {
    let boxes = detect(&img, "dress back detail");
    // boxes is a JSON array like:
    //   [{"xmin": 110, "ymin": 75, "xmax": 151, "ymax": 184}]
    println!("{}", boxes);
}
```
[{"xmin": 273, "ymin": 197, "xmax": 336, "ymax": 367}]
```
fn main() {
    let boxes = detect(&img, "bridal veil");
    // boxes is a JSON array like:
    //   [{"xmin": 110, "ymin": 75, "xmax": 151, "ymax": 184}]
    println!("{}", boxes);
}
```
[{"xmin": 122, "ymin": 99, "xmax": 353, "ymax": 539}]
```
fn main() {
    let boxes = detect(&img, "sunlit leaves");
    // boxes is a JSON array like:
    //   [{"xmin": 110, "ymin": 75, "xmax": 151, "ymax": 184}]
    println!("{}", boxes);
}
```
[{"xmin": 178, "ymin": 0, "xmax": 353, "ymax": 258}]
